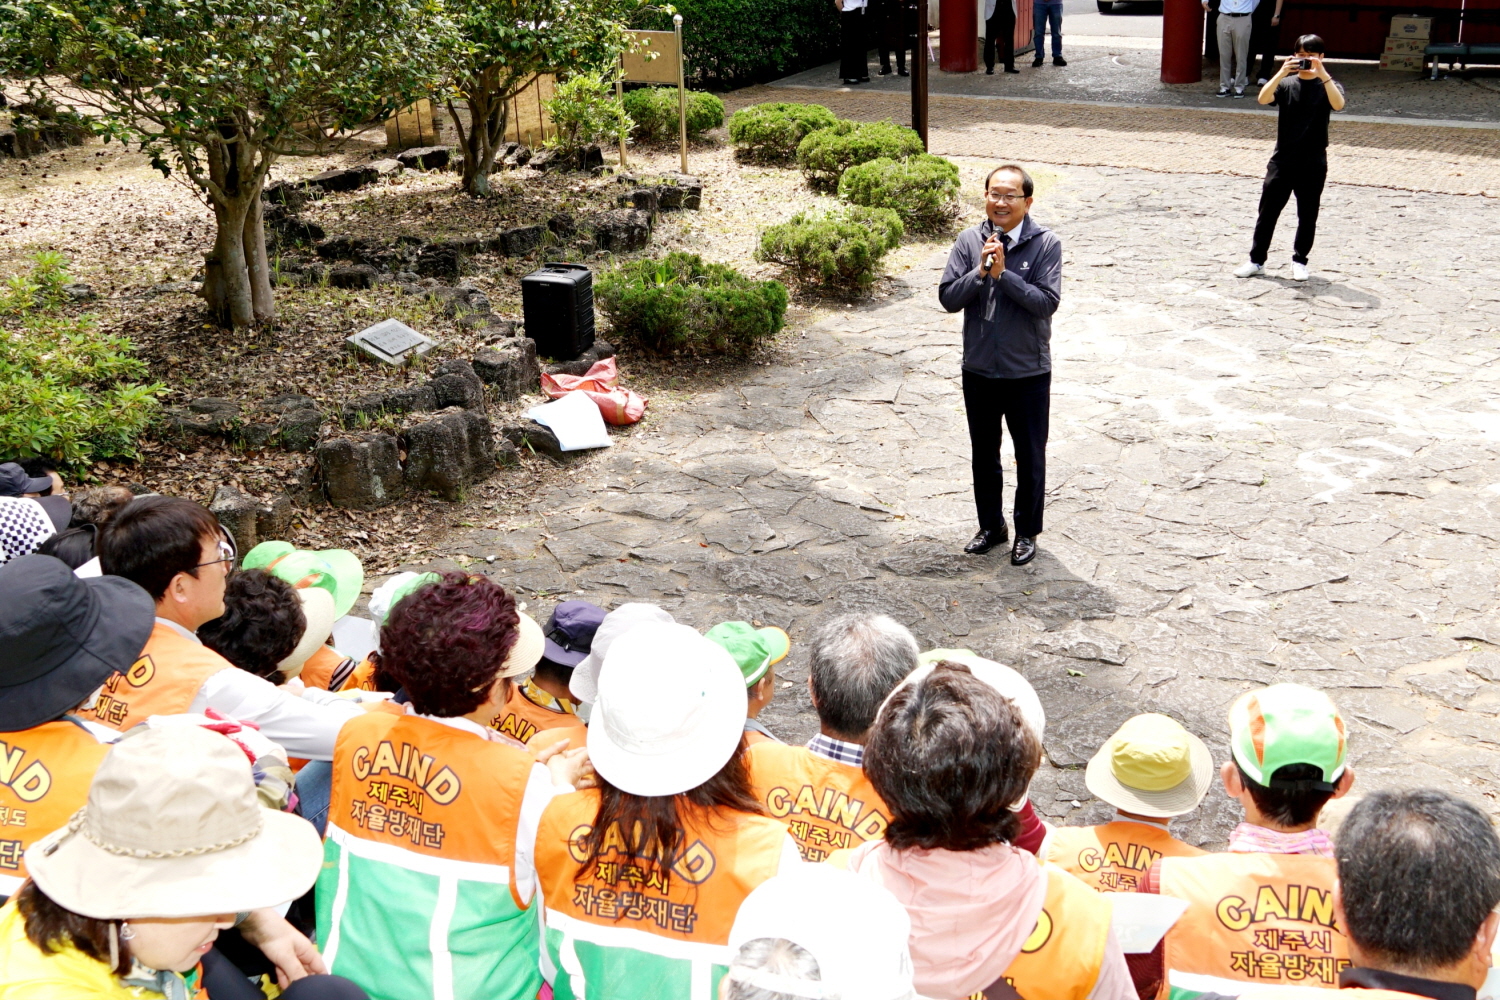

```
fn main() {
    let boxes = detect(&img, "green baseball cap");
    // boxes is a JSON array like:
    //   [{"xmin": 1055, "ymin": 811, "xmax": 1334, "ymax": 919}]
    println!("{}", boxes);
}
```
[
  {"xmin": 242, "ymin": 541, "xmax": 365, "ymax": 620},
  {"xmin": 1229, "ymin": 683, "xmax": 1347, "ymax": 790},
  {"xmin": 706, "ymin": 622, "xmax": 790, "ymax": 687}
]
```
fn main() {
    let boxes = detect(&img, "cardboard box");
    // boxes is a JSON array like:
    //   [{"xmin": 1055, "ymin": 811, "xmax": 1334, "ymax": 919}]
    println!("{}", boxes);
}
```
[
  {"xmin": 1379, "ymin": 52, "xmax": 1425, "ymax": 70},
  {"xmin": 1389, "ymin": 15, "xmax": 1432, "ymax": 39},
  {"xmin": 1384, "ymin": 36, "xmax": 1426, "ymax": 54}
]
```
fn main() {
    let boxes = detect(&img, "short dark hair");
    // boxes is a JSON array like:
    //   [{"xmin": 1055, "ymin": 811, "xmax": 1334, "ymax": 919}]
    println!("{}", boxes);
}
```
[
  {"xmin": 35, "ymin": 526, "xmax": 96, "ymax": 569},
  {"xmin": 985, "ymin": 164, "xmax": 1035, "ymax": 198},
  {"xmin": 198, "ymin": 570, "xmax": 306, "ymax": 680},
  {"xmin": 17, "ymin": 880, "xmax": 131, "ymax": 977},
  {"xmin": 380, "ymin": 572, "xmax": 520, "ymax": 717},
  {"xmin": 1338, "ymin": 790, "xmax": 1500, "ymax": 970},
  {"xmin": 1296, "ymin": 34, "xmax": 1325, "ymax": 53},
  {"xmin": 1237, "ymin": 761, "xmax": 1336, "ymax": 828},
  {"xmin": 98, "ymin": 496, "xmax": 223, "ymax": 601},
  {"xmin": 807, "ymin": 614, "xmax": 918, "ymax": 739},
  {"xmin": 535, "ymin": 656, "xmax": 574, "ymax": 689},
  {"xmin": 865, "ymin": 661, "xmax": 1041, "ymax": 851},
  {"xmin": 69, "ymin": 485, "xmax": 137, "ymax": 528}
]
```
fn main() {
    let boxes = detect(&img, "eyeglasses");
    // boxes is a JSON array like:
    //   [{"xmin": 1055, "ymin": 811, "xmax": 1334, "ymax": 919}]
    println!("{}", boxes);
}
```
[
  {"xmin": 193, "ymin": 532, "xmax": 237, "ymax": 570},
  {"xmin": 986, "ymin": 192, "xmax": 1027, "ymax": 203}
]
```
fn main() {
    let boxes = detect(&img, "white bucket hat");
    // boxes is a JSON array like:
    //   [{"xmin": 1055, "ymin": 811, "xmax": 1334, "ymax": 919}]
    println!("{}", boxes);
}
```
[
  {"xmin": 587, "ymin": 620, "xmax": 747, "ymax": 797},
  {"xmin": 501, "ymin": 610, "xmax": 546, "ymax": 679},
  {"xmin": 26, "ymin": 726, "xmax": 322, "ymax": 919},
  {"xmin": 728, "ymin": 865, "xmax": 915, "ymax": 1000},
  {"xmin": 278, "ymin": 586, "xmax": 338, "ymax": 678},
  {"xmin": 568, "ymin": 602, "xmax": 675, "ymax": 705}
]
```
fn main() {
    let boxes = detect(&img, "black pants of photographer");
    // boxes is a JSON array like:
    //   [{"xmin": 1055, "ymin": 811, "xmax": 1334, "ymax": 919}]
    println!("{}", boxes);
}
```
[
  {"xmin": 840, "ymin": 6, "xmax": 869, "ymax": 82},
  {"xmin": 963, "ymin": 369, "xmax": 1049, "ymax": 538},
  {"xmin": 1250, "ymin": 155, "xmax": 1326, "ymax": 265},
  {"xmin": 985, "ymin": 3, "xmax": 1017, "ymax": 72},
  {"xmin": 202, "ymin": 934, "xmax": 369, "ymax": 1000}
]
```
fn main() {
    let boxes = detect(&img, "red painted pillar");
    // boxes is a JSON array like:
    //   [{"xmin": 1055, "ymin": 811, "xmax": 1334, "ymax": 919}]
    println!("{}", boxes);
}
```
[
  {"xmin": 1161, "ymin": 0, "xmax": 1205, "ymax": 82},
  {"xmin": 940, "ymin": 0, "xmax": 978, "ymax": 72}
]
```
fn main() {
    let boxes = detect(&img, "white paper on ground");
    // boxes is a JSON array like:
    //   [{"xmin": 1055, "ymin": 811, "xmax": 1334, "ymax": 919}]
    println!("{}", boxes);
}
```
[
  {"xmin": 1109, "ymin": 893, "xmax": 1189, "ymax": 954},
  {"xmin": 526, "ymin": 390, "xmax": 612, "ymax": 452},
  {"xmin": 331, "ymin": 615, "xmax": 380, "ymax": 664}
]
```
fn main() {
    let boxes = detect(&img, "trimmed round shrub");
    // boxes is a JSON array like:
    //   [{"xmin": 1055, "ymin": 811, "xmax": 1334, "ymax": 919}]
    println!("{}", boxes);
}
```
[
  {"xmin": 756, "ymin": 206, "xmax": 904, "ymax": 290},
  {"xmin": 795, "ymin": 120, "xmax": 925, "ymax": 189},
  {"xmin": 728, "ymin": 102, "xmax": 839, "ymax": 164},
  {"xmin": 596, "ymin": 252, "xmax": 789, "ymax": 356},
  {"xmin": 623, "ymin": 87, "xmax": 726, "ymax": 143},
  {"xmin": 838, "ymin": 154, "xmax": 961, "ymax": 229}
]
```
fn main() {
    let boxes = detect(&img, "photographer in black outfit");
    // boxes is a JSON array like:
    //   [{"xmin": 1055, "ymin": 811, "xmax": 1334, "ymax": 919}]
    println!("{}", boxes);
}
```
[{"xmin": 1234, "ymin": 34, "xmax": 1345, "ymax": 282}]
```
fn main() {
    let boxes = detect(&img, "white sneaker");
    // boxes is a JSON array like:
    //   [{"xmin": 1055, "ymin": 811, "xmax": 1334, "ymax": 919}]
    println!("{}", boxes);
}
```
[
  {"xmin": 1291, "ymin": 261, "xmax": 1310, "ymax": 281},
  {"xmin": 1233, "ymin": 261, "xmax": 1264, "ymax": 278}
]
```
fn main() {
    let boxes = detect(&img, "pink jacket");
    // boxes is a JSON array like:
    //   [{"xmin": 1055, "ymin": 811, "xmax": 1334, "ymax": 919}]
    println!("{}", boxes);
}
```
[{"xmin": 843, "ymin": 840, "xmax": 1138, "ymax": 1000}]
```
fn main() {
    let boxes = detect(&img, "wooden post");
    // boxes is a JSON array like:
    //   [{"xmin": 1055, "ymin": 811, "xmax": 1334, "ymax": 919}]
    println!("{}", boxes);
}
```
[
  {"xmin": 616, "ymin": 55, "xmax": 628, "ymax": 169},
  {"xmin": 911, "ymin": 0, "xmax": 929, "ymax": 149},
  {"xmin": 674, "ymin": 14, "xmax": 688, "ymax": 173}
]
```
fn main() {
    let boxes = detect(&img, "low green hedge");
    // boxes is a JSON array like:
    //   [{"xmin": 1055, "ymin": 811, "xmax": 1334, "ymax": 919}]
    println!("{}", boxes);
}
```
[
  {"xmin": 796, "ymin": 120, "xmax": 925, "ymax": 189},
  {"xmin": 637, "ymin": 0, "xmax": 840, "ymax": 85},
  {"xmin": 0, "ymin": 253, "xmax": 163, "ymax": 466},
  {"xmin": 838, "ymin": 153, "xmax": 961, "ymax": 229},
  {"xmin": 596, "ymin": 252, "xmax": 788, "ymax": 356},
  {"xmin": 756, "ymin": 206, "xmax": 904, "ymax": 290},
  {"xmin": 728, "ymin": 102, "xmax": 839, "ymax": 164},
  {"xmin": 622, "ymin": 87, "xmax": 726, "ymax": 142}
]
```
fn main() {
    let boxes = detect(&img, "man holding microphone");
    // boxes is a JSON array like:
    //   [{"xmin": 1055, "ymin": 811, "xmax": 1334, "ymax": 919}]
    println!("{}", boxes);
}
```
[{"xmin": 939, "ymin": 165, "xmax": 1062, "ymax": 567}]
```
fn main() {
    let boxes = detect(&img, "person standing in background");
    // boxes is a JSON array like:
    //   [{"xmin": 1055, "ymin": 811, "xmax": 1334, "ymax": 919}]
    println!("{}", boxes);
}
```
[
  {"xmin": 1250, "ymin": 0, "xmax": 1283, "ymax": 84},
  {"xmin": 1207, "ymin": 0, "xmax": 1256, "ymax": 96},
  {"xmin": 874, "ymin": 0, "xmax": 912, "ymax": 74},
  {"xmin": 939, "ymin": 165, "xmax": 1062, "ymax": 567},
  {"xmin": 1032, "ymin": 0, "xmax": 1065, "ymax": 67},
  {"xmin": 985, "ymin": 0, "xmax": 1019, "ymax": 74},
  {"xmin": 838, "ymin": 0, "xmax": 871, "ymax": 85}
]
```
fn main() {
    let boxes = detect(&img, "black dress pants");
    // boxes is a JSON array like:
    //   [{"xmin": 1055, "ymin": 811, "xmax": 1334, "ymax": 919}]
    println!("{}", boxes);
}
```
[
  {"xmin": 985, "ymin": 3, "xmax": 1017, "ymax": 71},
  {"xmin": 875, "ymin": 0, "xmax": 911, "ymax": 71},
  {"xmin": 1250, "ymin": 0, "xmax": 1279, "ymax": 81},
  {"xmin": 1250, "ymin": 155, "xmax": 1326, "ymax": 265},
  {"xmin": 840, "ymin": 6, "xmax": 869, "ymax": 81},
  {"xmin": 962, "ymin": 369, "xmax": 1050, "ymax": 538}
]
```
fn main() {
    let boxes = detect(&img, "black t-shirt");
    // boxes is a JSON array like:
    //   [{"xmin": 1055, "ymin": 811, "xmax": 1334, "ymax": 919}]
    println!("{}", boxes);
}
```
[{"xmin": 1273, "ymin": 76, "xmax": 1344, "ymax": 158}]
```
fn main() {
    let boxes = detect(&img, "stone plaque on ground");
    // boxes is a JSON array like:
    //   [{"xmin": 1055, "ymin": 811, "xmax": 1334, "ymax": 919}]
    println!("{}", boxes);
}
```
[{"xmin": 346, "ymin": 319, "xmax": 438, "ymax": 366}]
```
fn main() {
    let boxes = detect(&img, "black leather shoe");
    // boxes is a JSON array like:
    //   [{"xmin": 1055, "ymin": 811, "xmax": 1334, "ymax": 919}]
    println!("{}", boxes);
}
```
[
  {"xmin": 1032, "ymin": 56, "xmax": 1044, "ymax": 67},
  {"xmin": 897, "ymin": 67, "xmax": 909, "ymax": 76},
  {"xmin": 1053, "ymin": 56, "xmax": 1068, "ymax": 66},
  {"xmin": 1011, "ymin": 536, "xmax": 1037, "ymax": 566},
  {"xmin": 879, "ymin": 65, "xmax": 892, "ymax": 75},
  {"xmin": 1005, "ymin": 66, "xmax": 1020, "ymax": 73},
  {"xmin": 964, "ymin": 526, "xmax": 1009, "ymax": 555},
  {"xmin": 985, "ymin": 66, "xmax": 995, "ymax": 74}
]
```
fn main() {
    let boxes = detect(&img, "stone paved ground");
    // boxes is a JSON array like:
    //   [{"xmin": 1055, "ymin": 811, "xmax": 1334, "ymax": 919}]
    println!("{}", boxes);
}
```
[
  {"xmin": 724, "ymin": 85, "xmax": 1500, "ymax": 197},
  {"xmin": 433, "ymin": 136, "xmax": 1500, "ymax": 846}
]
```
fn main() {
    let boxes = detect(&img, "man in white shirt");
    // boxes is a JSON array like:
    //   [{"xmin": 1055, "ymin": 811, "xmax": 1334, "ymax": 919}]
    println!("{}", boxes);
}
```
[
  {"xmin": 836, "ymin": 0, "xmax": 871, "ymax": 85},
  {"xmin": 1206, "ymin": 0, "xmax": 1258, "ymax": 97},
  {"xmin": 88, "ymin": 495, "xmax": 361, "ymax": 759}
]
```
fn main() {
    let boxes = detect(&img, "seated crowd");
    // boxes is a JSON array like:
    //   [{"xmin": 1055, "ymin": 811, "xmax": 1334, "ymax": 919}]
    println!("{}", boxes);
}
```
[{"xmin": 0, "ymin": 479, "xmax": 1496, "ymax": 1000}]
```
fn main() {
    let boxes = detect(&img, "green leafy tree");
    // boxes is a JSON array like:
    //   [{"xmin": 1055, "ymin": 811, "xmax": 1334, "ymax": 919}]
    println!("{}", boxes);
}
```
[
  {"xmin": 0, "ymin": 0, "xmax": 453, "ymax": 330},
  {"xmin": 444, "ymin": 0, "xmax": 634, "ymax": 195}
]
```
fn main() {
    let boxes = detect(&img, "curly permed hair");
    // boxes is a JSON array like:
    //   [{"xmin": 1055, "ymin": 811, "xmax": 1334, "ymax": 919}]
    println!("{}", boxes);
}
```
[{"xmin": 379, "ymin": 571, "xmax": 520, "ymax": 717}]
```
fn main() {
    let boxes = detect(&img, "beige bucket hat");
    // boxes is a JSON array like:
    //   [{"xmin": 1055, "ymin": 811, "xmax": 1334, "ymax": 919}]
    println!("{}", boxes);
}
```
[
  {"xmin": 26, "ymin": 726, "xmax": 322, "ymax": 919},
  {"xmin": 278, "ymin": 586, "xmax": 339, "ymax": 678}
]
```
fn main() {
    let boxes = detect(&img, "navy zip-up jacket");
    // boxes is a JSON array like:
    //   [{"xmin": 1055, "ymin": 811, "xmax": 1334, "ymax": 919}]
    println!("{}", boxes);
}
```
[{"xmin": 938, "ymin": 214, "xmax": 1063, "ymax": 379}]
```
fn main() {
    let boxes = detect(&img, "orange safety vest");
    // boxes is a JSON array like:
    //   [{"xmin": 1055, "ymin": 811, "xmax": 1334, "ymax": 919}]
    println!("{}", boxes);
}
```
[
  {"xmin": 343, "ymin": 657, "xmax": 378, "ymax": 693},
  {"xmin": 535, "ymin": 789, "xmax": 788, "ymax": 999},
  {"xmin": 0, "ymin": 721, "xmax": 110, "ymax": 895},
  {"xmin": 743, "ymin": 728, "xmax": 773, "ymax": 747},
  {"xmin": 1160, "ymin": 853, "xmax": 1350, "ymax": 999},
  {"xmin": 1237, "ymin": 990, "xmax": 1424, "ymax": 1000},
  {"xmin": 527, "ymin": 722, "xmax": 587, "ymax": 757},
  {"xmin": 1047, "ymin": 820, "xmax": 1205, "ymax": 893},
  {"xmin": 745, "ymin": 742, "xmax": 889, "ymax": 862},
  {"xmin": 299, "ymin": 646, "xmax": 358, "ymax": 692},
  {"xmin": 80, "ymin": 622, "xmax": 229, "ymax": 733},
  {"xmin": 490, "ymin": 683, "xmax": 578, "ymax": 746}
]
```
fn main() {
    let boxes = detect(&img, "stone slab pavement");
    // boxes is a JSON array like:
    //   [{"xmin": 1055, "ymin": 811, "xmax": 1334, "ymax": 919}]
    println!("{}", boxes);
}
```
[
  {"xmin": 436, "ymin": 160, "xmax": 1500, "ymax": 847},
  {"xmin": 723, "ymin": 85, "xmax": 1500, "ymax": 198}
]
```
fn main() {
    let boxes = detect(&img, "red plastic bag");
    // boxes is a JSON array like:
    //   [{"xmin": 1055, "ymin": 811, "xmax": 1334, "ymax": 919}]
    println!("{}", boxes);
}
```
[{"xmin": 540, "ymin": 357, "xmax": 648, "ymax": 426}]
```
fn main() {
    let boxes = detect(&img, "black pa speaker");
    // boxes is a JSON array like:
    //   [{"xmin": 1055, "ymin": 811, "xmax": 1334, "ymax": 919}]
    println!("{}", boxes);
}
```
[{"xmin": 521, "ymin": 263, "xmax": 595, "ymax": 361}]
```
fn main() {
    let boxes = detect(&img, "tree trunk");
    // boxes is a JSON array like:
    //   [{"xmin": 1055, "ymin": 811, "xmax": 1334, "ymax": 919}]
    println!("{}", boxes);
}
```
[
  {"xmin": 244, "ymin": 194, "xmax": 274, "ymax": 324},
  {"xmin": 455, "ymin": 82, "xmax": 509, "ymax": 198},
  {"xmin": 198, "ymin": 131, "xmax": 274, "ymax": 329},
  {"xmin": 202, "ymin": 194, "xmax": 255, "ymax": 330}
]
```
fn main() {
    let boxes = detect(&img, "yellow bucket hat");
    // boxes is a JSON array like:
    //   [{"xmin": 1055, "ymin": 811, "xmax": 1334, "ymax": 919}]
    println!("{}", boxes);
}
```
[{"xmin": 1084, "ymin": 713, "xmax": 1214, "ymax": 818}]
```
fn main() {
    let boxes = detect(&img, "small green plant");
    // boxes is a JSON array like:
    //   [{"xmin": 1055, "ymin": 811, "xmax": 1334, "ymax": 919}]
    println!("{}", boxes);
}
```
[
  {"xmin": 756, "ymin": 206, "xmax": 904, "ymax": 290},
  {"xmin": 544, "ymin": 72, "xmax": 632, "ymax": 154},
  {"xmin": 622, "ymin": 87, "xmax": 726, "ymax": 142},
  {"xmin": 838, "ymin": 153, "xmax": 961, "ymax": 229},
  {"xmin": 596, "ymin": 251, "xmax": 788, "ymax": 356},
  {"xmin": 727, "ymin": 102, "xmax": 839, "ymax": 164},
  {"xmin": 795, "ymin": 120, "xmax": 924, "ymax": 189},
  {"xmin": 0, "ymin": 254, "xmax": 164, "ymax": 466}
]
